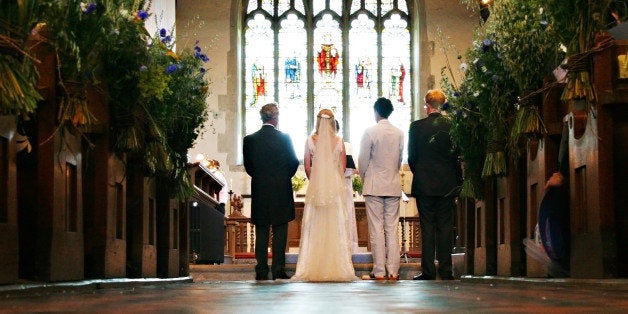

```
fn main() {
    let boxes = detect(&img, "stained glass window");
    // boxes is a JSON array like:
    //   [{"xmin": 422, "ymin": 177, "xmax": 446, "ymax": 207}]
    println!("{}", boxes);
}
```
[{"xmin": 243, "ymin": 0, "xmax": 413, "ymax": 160}]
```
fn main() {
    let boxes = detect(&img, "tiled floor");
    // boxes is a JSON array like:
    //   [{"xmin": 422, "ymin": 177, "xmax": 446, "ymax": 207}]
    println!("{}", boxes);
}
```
[
  {"xmin": 1, "ymin": 264, "xmax": 627, "ymax": 313},
  {"xmin": 1, "ymin": 278, "xmax": 627, "ymax": 313}
]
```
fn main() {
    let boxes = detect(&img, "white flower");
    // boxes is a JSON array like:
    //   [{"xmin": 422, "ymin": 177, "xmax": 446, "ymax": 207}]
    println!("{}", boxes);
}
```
[
  {"xmin": 473, "ymin": 91, "xmax": 480, "ymax": 97},
  {"xmin": 460, "ymin": 63, "xmax": 468, "ymax": 71}
]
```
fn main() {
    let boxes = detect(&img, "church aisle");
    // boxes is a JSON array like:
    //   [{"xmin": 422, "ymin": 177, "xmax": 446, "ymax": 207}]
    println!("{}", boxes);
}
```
[{"xmin": 1, "ymin": 279, "xmax": 626, "ymax": 313}]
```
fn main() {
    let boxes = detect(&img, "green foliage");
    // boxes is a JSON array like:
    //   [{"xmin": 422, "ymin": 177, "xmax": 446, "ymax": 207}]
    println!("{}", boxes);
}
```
[
  {"xmin": 7, "ymin": 0, "xmax": 210, "ymax": 200},
  {"xmin": 544, "ymin": 0, "xmax": 612, "ymax": 54},
  {"xmin": 0, "ymin": 0, "xmax": 43, "ymax": 116},
  {"xmin": 440, "ymin": 30, "xmax": 519, "ymax": 198},
  {"xmin": 543, "ymin": 0, "xmax": 611, "ymax": 106},
  {"xmin": 98, "ymin": 0, "xmax": 154, "ymax": 152},
  {"xmin": 440, "ymin": 0, "xmax": 618, "ymax": 200},
  {"xmin": 39, "ymin": 0, "xmax": 107, "ymax": 83},
  {"xmin": 351, "ymin": 175, "xmax": 363, "ymax": 194},
  {"xmin": 292, "ymin": 174, "xmax": 306, "ymax": 192},
  {"xmin": 489, "ymin": 0, "xmax": 562, "ymax": 93},
  {"xmin": 138, "ymin": 27, "xmax": 211, "ymax": 199}
]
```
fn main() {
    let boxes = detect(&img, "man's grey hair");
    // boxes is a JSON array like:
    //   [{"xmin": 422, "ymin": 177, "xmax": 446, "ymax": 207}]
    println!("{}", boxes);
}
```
[{"xmin": 260, "ymin": 103, "xmax": 279, "ymax": 122}]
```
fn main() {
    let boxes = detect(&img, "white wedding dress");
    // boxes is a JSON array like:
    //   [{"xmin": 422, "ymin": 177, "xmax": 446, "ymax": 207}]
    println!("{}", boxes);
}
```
[{"xmin": 292, "ymin": 122, "xmax": 357, "ymax": 282}]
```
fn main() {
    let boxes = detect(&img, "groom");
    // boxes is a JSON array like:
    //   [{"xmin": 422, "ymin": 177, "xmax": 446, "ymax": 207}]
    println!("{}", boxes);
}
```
[
  {"xmin": 243, "ymin": 103, "xmax": 299, "ymax": 280},
  {"xmin": 358, "ymin": 97, "xmax": 404, "ymax": 280}
]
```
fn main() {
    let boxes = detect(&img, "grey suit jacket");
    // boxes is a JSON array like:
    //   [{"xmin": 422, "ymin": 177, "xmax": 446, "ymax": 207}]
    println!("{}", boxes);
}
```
[{"xmin": 358, "ymin": 119, "xmax": 404, "ymax": 197}]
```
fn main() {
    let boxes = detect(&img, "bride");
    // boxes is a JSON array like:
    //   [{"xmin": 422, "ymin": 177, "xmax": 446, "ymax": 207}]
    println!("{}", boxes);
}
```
[{"xmin": 291, "ymin": 109, "xmax": 358, "ymax": 282}]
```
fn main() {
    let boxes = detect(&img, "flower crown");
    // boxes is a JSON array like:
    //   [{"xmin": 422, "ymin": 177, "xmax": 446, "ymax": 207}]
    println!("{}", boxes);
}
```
[{"xmin": 318, "ymin": 113, "xmax": 331, "ymax": 119}]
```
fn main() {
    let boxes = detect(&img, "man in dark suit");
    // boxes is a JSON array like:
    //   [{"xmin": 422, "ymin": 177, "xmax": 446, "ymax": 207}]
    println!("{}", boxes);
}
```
[
  {"xmin": 243, "ymin": 103, "xmax": 299, "ymax": 280},
  {"xmin": 408, "ymin": 89, "xmax": 461, "ymax": 280}
]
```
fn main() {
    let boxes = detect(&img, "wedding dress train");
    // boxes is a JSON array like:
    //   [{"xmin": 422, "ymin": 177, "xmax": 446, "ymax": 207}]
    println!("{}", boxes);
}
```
[{"xmin": 291, "ymin": 132, "xmax": 357, "ymax": 282}]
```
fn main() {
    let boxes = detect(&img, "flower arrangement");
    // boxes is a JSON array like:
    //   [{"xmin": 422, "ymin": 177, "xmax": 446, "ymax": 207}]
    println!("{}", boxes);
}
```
[
  {"xmin": 143, "ymin": 27, "xmax": 211, "ymax": 198},
  {"xmin": 440, "ymin": 31, "xmax": 519, "ymax": 198},
  {"xmin": 351, "ymin": 175, "xmax": 363, "ymax": 194},
  {"xmin": 291, "ymin": 174, "xmax": 306, "ymax": 192},
  {"xmin": 9, "ymin": 0, "xmax": 211, "ymax": 199},
  {"xmin": 440, "ymin": 0, "xmax": 616, "ymax": 200},
  {"xmin": 489, "ymin": 0, "xmax": 562, "ymax": 141}
]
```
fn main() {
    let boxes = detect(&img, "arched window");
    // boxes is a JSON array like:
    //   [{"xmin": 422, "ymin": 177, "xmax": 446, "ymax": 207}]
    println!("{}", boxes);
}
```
[{"xmin": 243, "ymin": 0, "xmax": 414, "ymax": 159}]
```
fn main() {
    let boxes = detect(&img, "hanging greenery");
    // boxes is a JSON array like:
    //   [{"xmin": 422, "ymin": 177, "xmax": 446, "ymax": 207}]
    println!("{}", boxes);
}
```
[
  {"xmin": 440, "ymin": 0, "xmax": 619, "ymax": 200},
  {"xmin": 489, "ymin": 0, "xmax": 563, "ymax": 142},
  {"xmin": 0, "ymin": 0, "xmax": 43, "ymax": 116},
  {"xmin": 440, "ymin": 31, "xmax": 519, "ymax": 198},
  {"xmin": 2, "ymin": 0, "xmax": 210, "ymax": 200},
  {"xmin": 543, "ymin": 0, "xmax": 613, "ymax": 108},
  {"xmin": 137, "ymin": 27, "xmax": 211, "ymax": 199}
]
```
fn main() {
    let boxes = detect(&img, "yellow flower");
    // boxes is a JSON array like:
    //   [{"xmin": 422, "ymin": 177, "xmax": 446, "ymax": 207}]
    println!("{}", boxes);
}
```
[{"xmin": 166, "ymin": 51, "xmax": 180, "ymax": 61}]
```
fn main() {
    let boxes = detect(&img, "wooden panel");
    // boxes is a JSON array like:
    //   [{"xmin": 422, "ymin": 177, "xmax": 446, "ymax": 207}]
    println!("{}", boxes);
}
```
[{"xmin": 289, "ymin": 201, "xmax": 369, "ymax": 250}]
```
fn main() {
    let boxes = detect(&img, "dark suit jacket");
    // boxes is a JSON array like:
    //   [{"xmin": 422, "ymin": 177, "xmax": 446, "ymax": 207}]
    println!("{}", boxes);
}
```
[
  {"xmin": 243, "ymin": 125, "xmax": 299, "ymax": 226},
  {"xmin": 407, "ymin": 113, "xmax": 461, "ymax": 197}
]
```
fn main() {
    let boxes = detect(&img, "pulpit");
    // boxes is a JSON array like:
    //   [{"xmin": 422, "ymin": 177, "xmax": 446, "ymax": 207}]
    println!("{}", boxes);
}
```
[{"xmin": 188, "ymin": 162, "xmax": 225, "ymax": 264}]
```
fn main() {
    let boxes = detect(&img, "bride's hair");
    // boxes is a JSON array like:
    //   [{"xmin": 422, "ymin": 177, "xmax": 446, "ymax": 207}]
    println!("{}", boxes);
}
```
[{"xmin": 315, "ymin": 109, "xmax": 335, "ymax": 135}]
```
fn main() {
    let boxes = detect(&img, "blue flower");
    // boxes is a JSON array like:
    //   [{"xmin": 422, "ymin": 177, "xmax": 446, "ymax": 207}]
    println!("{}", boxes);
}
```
[
  {"xmin": 453, "ymin": 91, "xmax": 460, "ymax": 97},
  {"xmin": 441, "ymin": 102, "xmax": 450, "ymax": 111},
  {"xmin": 161, "ymin": 35, "xmax": 172, "ymax": 44},
  {"xmin": 81, "ymin": 2, "xmax": 97, "ymax": 14},
  {"xmin": 138, "ymin": 10, "xmax": 149, "ymax": 20},
  {"xmin": 160, "ymin": 28, "xmax": 167, "ymax": 38},
  {"xmin": 166, "ymin": 64, "xmax": 179, "ymax": 74},
  {"xmin": 194, "ymin": 46, "xmax": 202, "ymax": 52}
]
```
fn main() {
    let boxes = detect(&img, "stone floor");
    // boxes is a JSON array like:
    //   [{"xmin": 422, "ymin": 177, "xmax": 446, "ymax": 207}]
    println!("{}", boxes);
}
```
[{"xmin": 1, "ymin": 263, "xmax": 627, "ymax": 313}]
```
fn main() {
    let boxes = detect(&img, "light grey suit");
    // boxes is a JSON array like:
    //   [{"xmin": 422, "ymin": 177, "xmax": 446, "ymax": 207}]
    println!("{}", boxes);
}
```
[{"xmin": 358, "ymin": 119, "xmax": 404, "ymax": 278}]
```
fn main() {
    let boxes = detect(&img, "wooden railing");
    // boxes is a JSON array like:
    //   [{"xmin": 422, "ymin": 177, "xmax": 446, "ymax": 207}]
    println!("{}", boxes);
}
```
[{"xmin": 225, "ymin": 203, "xmax": 422, "ymax": 259}]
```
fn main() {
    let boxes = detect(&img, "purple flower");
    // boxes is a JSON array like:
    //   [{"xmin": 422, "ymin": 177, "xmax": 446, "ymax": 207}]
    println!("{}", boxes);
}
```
[
  {"xmin": 194, "ymin": 46, "xmax": 202, "ymax": 52},
  {"xmin": 453, "ymin": 91, "xmax": 460, "ymax": 97},
  {"xmin": 482, "ymin": 39, "xmax": 492, "ymax": 52},
  {"xmin": 166, "ymin": 64, "xmax": 179, "ymax": 74},
  {"xmin": 199, "ymin": 54, "xmax": 209, "ymax": 62},
  {"xmin": 161, "ymin": 35, "xmax": 172, "ymax": 44},
  {"xmin": 200, "ymin": 67, "xmax": 206, "ymax": 73},
  {"xmin": 137, "ymin": 10, "xmax": 149, "ymax": 20},
  {"xmin": 441, "ymin": 102, "xmax": 450, "ymax": 111},
  {"xmin": 81, "ymin": 2, "xmax": 97, "ymax": 14},
  {"xmin": 160, "ymin": 28, "xmax": 167, "ymax": 38}
]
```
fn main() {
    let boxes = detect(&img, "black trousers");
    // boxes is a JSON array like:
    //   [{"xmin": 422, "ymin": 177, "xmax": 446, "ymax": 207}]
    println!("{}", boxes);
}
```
[
  {"xmin": 254, "ymin": 222, "xmax": 288, "ymax": 276},
  {"xmin": 417, "ymin": 195, "xmax": 455, "ymax": 278}
]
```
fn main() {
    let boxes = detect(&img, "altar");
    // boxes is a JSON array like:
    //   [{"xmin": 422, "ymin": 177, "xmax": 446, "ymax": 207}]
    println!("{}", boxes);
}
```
[
  {"xmin": 287, "ymin": 201, "xmax": 371, "ymax": 250},
  {"xmin": 224, "ymin": 197, "xmax": 422, "ymax": 260}
]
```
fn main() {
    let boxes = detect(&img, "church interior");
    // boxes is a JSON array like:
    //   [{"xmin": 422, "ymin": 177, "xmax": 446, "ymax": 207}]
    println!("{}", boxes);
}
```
[{"xmin": 1, "ymin": 0, "xmax": 627, "ymax": 294}]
